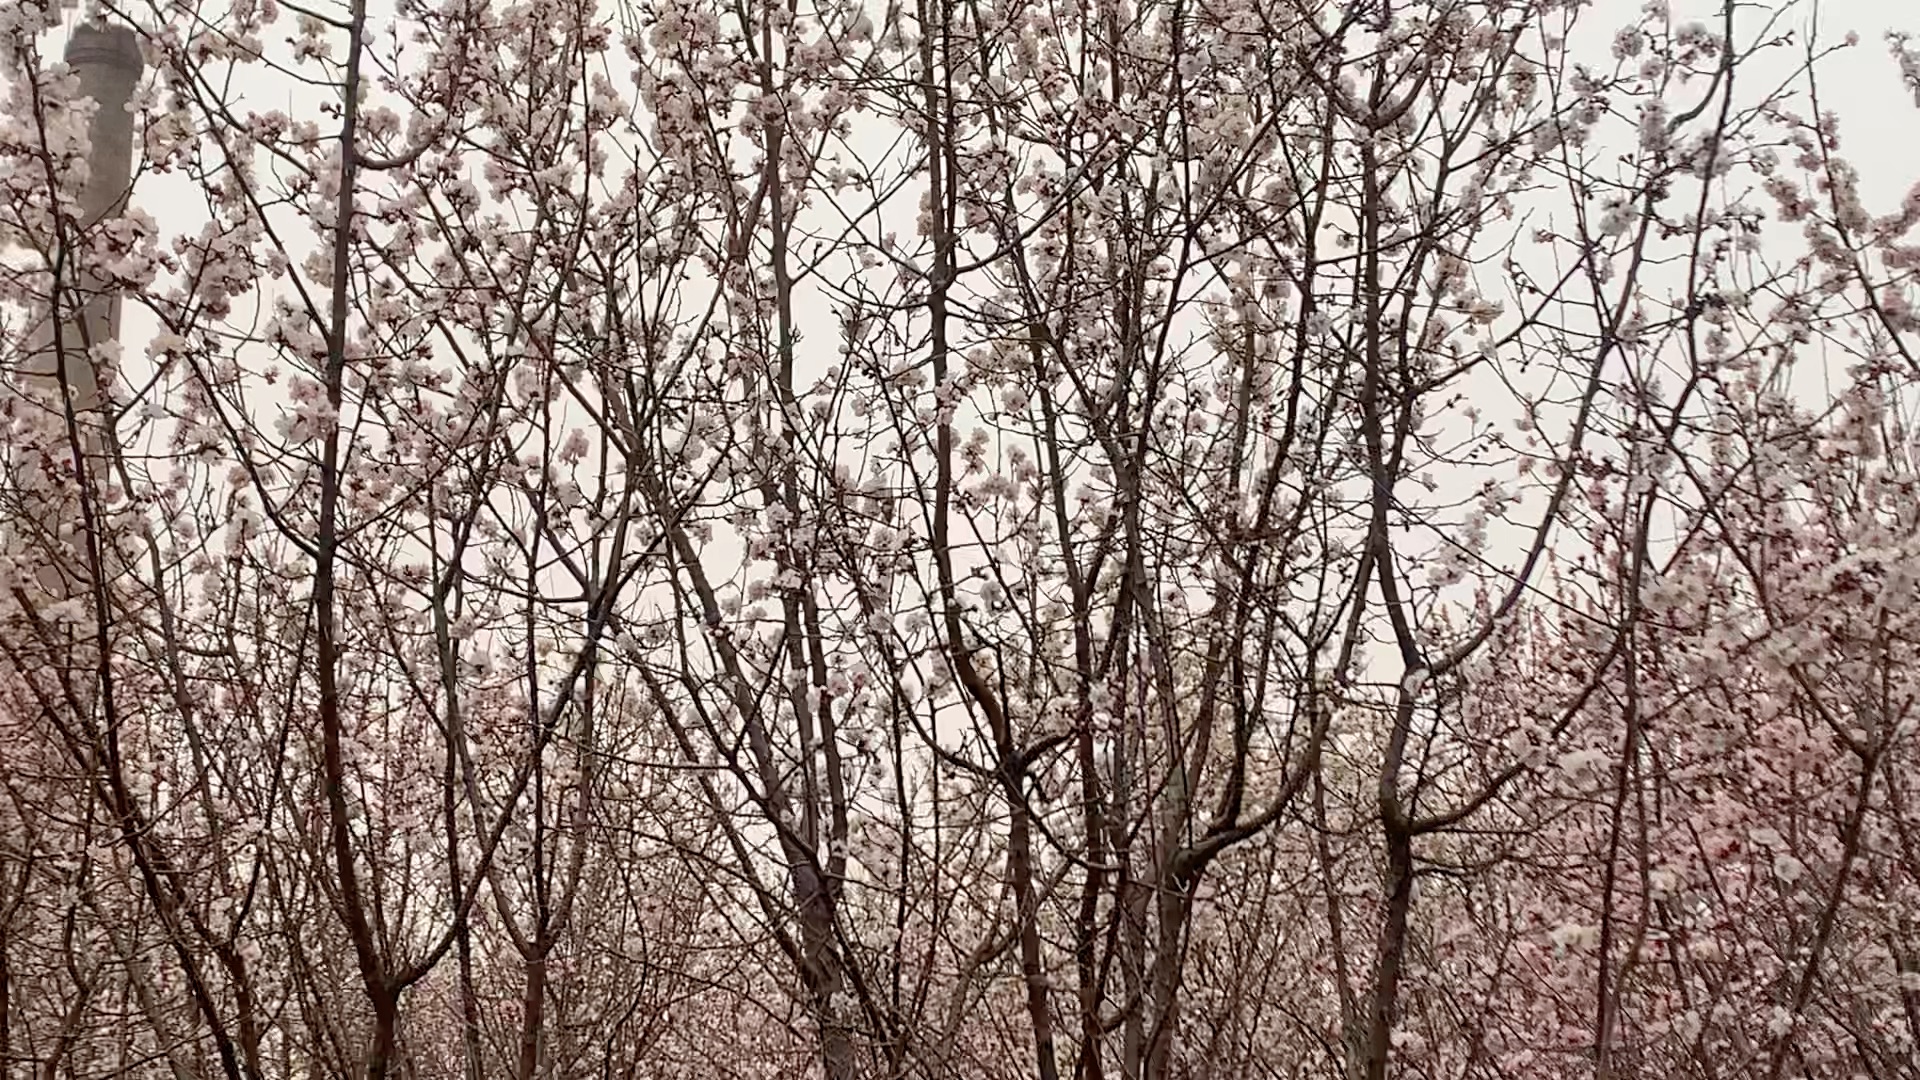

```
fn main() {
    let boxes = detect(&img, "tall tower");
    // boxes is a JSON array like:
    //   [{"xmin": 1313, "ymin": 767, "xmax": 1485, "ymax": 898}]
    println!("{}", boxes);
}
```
[
  {"xmin": 20, "ymin": 22, "xmax": 144, "ymax": 409},
  {"xmin": 8, "ymin": 22, "xmax": 144, "ymax": 597}
]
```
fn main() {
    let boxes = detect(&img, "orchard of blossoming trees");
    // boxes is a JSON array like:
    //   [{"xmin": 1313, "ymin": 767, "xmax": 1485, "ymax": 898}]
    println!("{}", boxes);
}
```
[{"xmin": 1, "ymin": 0, "xmax": 1917, "ymax": 1076}]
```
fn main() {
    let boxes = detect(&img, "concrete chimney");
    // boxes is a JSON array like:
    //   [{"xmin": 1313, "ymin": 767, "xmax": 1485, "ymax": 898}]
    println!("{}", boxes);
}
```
[
  {"xmin": 64, "ymin": 23, "xmax": 144, "ymax": 223},
  {"xmin": 6, "ymin": 22, "xmax": 143, "ymax": 599},
  {"xmin": 16, "ymin": 22, "xmax": 146, "ymax": 410}
]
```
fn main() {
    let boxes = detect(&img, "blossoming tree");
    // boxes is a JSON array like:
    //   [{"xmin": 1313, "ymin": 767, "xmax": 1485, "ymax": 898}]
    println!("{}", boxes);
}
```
[{"xmin": 2, "ymin": 0, "xmax": 1916, "ymax": 1078}]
